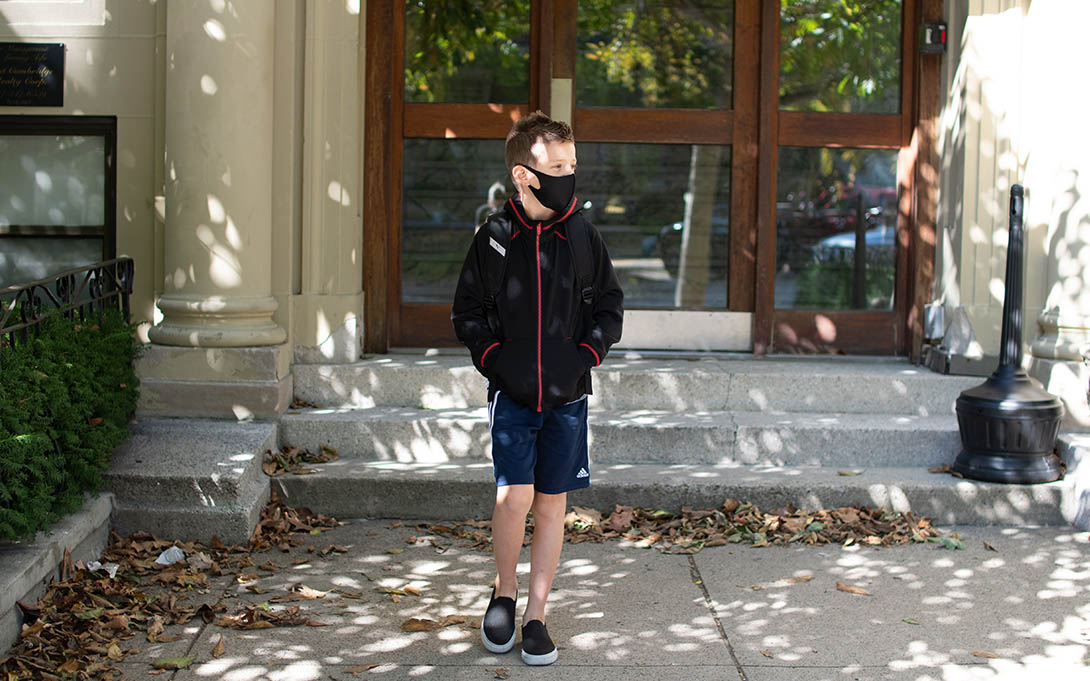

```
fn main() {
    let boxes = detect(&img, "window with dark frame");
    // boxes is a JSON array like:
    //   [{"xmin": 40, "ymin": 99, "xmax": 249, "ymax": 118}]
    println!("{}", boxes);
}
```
[{"xmin": 0, "ymin": 115, "xmax": 116, "ymax": 290}]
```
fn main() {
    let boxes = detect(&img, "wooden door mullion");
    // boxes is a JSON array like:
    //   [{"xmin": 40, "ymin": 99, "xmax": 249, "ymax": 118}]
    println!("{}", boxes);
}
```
[
  {"xmin": 753, "ymin": 0, "xmax": 780, "ymax": 354},
  {"xmin": 730, "ymin": 0, "xmax": 761, "ymax": 313}
]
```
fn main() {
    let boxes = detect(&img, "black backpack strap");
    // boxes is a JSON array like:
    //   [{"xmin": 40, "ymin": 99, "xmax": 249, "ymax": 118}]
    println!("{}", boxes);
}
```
[
  {"xmin": 565, "ymin": 215, "xmax": 597, "ymax": 327},
  {"xmin": 481, "ymin": 215, "xmax": 513, "ymax": 337}
]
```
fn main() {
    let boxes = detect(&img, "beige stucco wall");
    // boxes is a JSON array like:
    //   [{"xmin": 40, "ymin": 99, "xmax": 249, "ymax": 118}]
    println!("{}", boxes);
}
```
[
  {"xmin": 0, "ymin": 0, "xmax": 164, "ymax": 342},
  {"xmin": 1, "ymin": 0, "xmax": 365, "ymax": 363},
  {"xmin": 936, "ymin": 0, "xmax": 1090, "ymax": 425}
]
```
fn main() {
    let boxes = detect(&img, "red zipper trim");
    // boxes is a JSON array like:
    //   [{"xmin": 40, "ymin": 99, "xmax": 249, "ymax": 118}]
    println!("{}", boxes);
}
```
[
  {"xmin": 579, "ymin": 342, "xmax": 600, "ymax": 366},
  {"xmin": 509, "ymin": 198, "xmax": 534, "ymax": 230},
  {"xmin": 480, "ymin": 341, "xmax": 501, "ymax": 367},
  {"xmin": 543, "ymin": 195, "xmax": 579, "ymax": 228},
  {"xmin": 535, "ymin": 223, "xmax": 543, "ymax": 412}
]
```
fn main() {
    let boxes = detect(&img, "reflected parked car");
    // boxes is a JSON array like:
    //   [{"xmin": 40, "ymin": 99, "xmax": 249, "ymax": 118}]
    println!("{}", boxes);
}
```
[
  {"xmin": 812, "ymin": 223, "xmax": 896, "ymax": 263},
  {"xmin": 777, "ymin": 186, "xmax": 896, "ymax": 268},
  {"xmin": 657, "ymin": 215, "xmax": 729, "ymax": 280}
]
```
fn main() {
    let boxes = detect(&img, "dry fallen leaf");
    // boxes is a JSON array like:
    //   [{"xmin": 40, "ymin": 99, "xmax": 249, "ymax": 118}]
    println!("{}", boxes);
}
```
[
  {"xmin": 212, "ymin": 635, "xmax": 226, "ymax": 658},
  {"xmin": 402, "ymin": 617, "xmax": 441, "ymax": 632},
  {"xmin": 836, "ymin": 582, "xmax": 871, "ymax": 596},
  {"xmin": 152, "ymin": 656, "xmax": 197, "ymax": 670},
  {"xmin": 785, "ymin": 575, "xmax": 813, "ymax": 584},
  {"xmin": 348, "ymin": 663, "xmax": 380, "ymax": 676},
  {"xmin": 292, "ymin": 584, "xmax": 328, "ymax": 599},
  {"xmin": 107, "ymin": 643, "xmax": 125, "ymax": 661},
  {"xmin": 971, "ymin": 650, "xmax": 999, "ymax": 659},
  {"xmin": 147, "ymin": 614, "xmax": 165, "ymax": 642},
  {"xmin": 760, "ymin": 649, "xmax": 774, "ymax": 658},
  {"xmin": 984, "ymin": 541, "xmax": 999, "ymax": 552},
  {"xmin": 403, "ymin": 585, "xmax": 422, "ymax": 597},
  {"xmin": 487, "ymin": 667, "xmax": 510, "ymax": 680},
  {"xmin": 400, "ymin": 615, "xmax": 467, "ymax": 632}
]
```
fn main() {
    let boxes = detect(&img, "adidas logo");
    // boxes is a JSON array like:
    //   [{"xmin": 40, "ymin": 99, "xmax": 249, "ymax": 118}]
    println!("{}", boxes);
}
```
[{"xmin": 575, "ymin": 468, "xmax": 589, "ymax": 479}]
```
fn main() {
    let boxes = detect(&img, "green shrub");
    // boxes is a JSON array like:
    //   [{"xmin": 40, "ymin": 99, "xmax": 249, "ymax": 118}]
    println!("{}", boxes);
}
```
[
  {"xmin": 793, "ymin": 260, "xmax": 896, "ymax": 310},
  {"xmin": 0, "ymin": 309, "xmax": 139, "ymax": 540}
]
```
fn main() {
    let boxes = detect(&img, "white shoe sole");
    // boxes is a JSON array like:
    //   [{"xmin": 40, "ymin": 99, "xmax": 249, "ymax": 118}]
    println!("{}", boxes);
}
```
[
  {"xmin": 521, "ymin": 647, "xmax": 558, "ymax": 666},
  {"xmin": 481, "ymin": 626, "xmax": 516, "ymax": 654}
]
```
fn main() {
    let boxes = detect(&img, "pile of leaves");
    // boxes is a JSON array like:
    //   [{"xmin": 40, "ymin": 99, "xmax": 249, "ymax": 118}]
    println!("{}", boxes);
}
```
[
  {"xmin": 0, "ymin": 494, "xmax": 341, "ymax": 680},
  {"xmin": 248, "ymin": 492, "xmax": 342, "ymax": 552},
  {"xmin": 261, "ymin": 445, "xmax": 339, "ymax": 477},
  {"xmin": 424, "ymin": 498, "xmax": 943, "ymax": 555},
  {"xmin": 0, "ymin": 543, "xmax": 228, "ymax": 680}
]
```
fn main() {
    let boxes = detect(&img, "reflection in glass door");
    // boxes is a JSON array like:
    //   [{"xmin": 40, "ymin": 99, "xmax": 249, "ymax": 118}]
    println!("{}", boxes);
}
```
[
  {"xmin": 576, "ymin": 0, "xmax": 736, "ymax": 311},
  {"xmin": 367, "ymin": 0, "xmax": 924, "ymax": 353}
]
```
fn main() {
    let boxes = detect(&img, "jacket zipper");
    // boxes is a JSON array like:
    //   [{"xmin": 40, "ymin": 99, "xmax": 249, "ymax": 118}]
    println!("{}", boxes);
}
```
[{"xmin": 535, "ymin": 223, "xmax": 543, "ymax": 412}]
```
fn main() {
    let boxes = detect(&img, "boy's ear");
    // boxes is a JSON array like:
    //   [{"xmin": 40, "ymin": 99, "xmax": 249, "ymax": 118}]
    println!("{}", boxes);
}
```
[{"xmin": 511, "ymin": 164, "xmax": 532, "ymax": 187}]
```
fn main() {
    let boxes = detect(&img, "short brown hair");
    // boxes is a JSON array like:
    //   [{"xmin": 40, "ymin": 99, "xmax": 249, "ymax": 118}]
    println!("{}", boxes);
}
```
[{"xmin": 505, "ymin": 110, "xmax": 574, "ymax": 175}]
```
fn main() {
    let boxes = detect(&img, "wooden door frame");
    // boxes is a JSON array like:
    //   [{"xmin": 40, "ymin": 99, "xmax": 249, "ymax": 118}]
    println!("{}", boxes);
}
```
[
  {"xmin": 364, "ymin": 0, "xmax": 940, "ymax": 357},
  {"xmin": 754, "ymin": 0, "xmax": 928, "ymax": 356}
]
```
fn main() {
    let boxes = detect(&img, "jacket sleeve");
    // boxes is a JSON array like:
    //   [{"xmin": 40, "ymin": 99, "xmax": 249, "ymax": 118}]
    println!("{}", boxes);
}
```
[
  {"xmin": 578, "ymin": 221, "xmax": 624, "ymax": 368},
  {"xmin": 451, "ymin": 227, "xmax": 503, "ymax": 376}
]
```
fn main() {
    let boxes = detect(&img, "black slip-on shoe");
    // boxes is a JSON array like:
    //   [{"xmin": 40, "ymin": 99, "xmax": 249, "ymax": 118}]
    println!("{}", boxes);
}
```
[
  {"xmin": 481, "ymin": 587, "xmax": 516, "ymax": 653},
  {"xmin": 520, "ymin": 620, "xmax": 558, "ymax": 666}
]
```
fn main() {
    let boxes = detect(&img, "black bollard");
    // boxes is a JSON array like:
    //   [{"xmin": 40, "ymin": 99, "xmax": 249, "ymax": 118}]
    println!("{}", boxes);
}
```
[{"xmin": 953, "ymin": 185, "xmax": 1064, "ymax": 483}]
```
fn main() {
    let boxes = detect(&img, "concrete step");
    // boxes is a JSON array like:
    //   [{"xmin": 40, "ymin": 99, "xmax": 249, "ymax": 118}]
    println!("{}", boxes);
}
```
[
  {"xmin": 292, "ymin": 353, "xmax": 981, "ymax": 415},
  {"xmin": 104, "ymin": 418, "xmax": 275, "ymax": 545},
  {"xmin": 270, "ymin": 458, "xmax": 1082, "ymax": 527},
  {"xmin": 0, "ymin": 494, "xmax": 113, "ymax": 653},
  {"xmin": 279, "ymin": 406, "xmax": 961, "ymax": 467}
]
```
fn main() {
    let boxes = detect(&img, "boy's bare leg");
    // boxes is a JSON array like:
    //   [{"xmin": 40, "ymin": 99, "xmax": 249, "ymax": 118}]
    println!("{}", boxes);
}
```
[
  {"xmin": 524, "ymin": 491, "xmax": 567, "ymax": 624},
  {"xmin": 492, "ymin": 483, "xmax": 534, "ymax": 599}
]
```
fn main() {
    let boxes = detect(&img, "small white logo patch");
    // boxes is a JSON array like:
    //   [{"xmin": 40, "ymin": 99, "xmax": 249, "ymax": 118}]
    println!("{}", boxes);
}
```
[
  {"xmin": 576, "ymin": 468, "xmax": 589, "ymax": 479},
  {"xmin": 489, "ymin": 237, "xmax": 506, "ymax": 257}
]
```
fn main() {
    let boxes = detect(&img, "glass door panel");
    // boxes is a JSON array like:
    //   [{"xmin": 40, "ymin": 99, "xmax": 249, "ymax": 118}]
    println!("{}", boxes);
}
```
[
  {"xmin": 404, "ymin": 1, "xmax": 531, "ymax": 104},
  {"xmin": 580, "ymin": 142, "xmax": 730, "ymax": 308},
  {"xmin": 401, "ymin": 139, "xmax": 510, "ymax": 303},
  {"xmin": 775, "ymin": 147, "xmax": 898, "ymax": 311},
  {"xmin": 577, "ymin": 0, "xmax": 734, "ymax": 109},
  {"xmin": 779, "ymin": 0, "xmax": 903, "ymax": 114}
]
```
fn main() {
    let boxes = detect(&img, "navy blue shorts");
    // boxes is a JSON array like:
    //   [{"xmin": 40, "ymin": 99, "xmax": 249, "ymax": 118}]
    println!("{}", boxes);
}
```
[{"xmin": 488, "ymin": 391, "xmax": 590, "ymax": 494}]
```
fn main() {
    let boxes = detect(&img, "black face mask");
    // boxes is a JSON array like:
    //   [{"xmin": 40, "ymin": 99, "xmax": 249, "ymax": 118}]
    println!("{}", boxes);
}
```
[{"xmin": 523, "ymin": 165, "xmax": 576, "ymax": 213}]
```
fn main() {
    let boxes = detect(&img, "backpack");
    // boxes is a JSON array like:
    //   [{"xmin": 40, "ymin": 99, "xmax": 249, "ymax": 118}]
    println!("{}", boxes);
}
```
[{"xmin": 481, "ymin": 213, "xmax": 596, "ymax": 338}]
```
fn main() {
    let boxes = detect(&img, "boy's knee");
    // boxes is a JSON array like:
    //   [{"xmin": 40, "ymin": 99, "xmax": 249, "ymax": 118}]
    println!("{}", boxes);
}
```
[
  {"xmin": 531, "ymin": 491, "xmax": 567, "ymax": 521},
  {"xmin": 496, "ymin": 484, "xmax": 535, "ymax": 514}
]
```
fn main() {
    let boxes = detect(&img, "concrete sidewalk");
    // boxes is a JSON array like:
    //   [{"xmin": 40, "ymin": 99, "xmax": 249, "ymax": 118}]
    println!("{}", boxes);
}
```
[{"xmin": 109, "ymin": 518, "xmax": 1088, "ymax": 681}]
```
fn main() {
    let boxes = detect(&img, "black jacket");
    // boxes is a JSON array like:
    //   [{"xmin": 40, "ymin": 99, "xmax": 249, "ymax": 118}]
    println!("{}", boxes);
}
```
[{"xmin": 452, "ymin": 195, "xmax": 624, "ymax": 411}]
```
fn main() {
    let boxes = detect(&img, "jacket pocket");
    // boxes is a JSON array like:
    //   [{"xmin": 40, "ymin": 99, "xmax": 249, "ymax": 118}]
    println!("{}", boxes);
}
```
[
  {"xmin": 491, "ymin": 339, "xmax": 537, "ymax": 409},
  {"xmin": 540, "ymin": 339, "xmax": 586, "ymax": 409}
]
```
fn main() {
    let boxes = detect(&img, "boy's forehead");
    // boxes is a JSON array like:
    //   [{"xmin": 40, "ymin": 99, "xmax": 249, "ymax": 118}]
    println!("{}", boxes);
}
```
[{"xmin": 529, "ymin": 138, "xmax": 576, "ymax": 164}]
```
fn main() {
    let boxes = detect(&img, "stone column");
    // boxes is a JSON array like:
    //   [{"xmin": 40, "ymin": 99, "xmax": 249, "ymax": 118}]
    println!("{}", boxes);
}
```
[
  {"xmin": 140, "ymin": 0, "xmax": 290, "ymax": 419},
  {"xmin": 150, "ymin": 0, "xmax": 285, "ymax": 347}
]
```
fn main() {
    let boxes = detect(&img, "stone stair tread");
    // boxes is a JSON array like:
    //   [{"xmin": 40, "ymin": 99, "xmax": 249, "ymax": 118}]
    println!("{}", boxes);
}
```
[
  {"xmin": 279, "ymin": 406, "xmax": 962, "ymax": 467},
  {"xmin": 293, "ymin": 353, "xmax": 978, "ymax": 414},
  {"xmin": 282, "ymin": 405, "xmax": 959, "ymax": 430},
  {"xmin": 300, "ymin": 352, "xmax": 966, "ymax": 376},
  {"xmin": 270, "ymin": 459, "xmax": 1079, "ymax": 527},
  {"xmin": 107, "ymin": 418, "xmax": 276, "ymax": 482},
  {"xmin": 104, "ymin": 419, "xmax": 276, "ymax": 544}
]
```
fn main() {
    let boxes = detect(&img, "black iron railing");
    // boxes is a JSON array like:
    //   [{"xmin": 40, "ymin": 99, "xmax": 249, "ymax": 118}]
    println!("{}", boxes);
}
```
[{"xmin": 0, "ymin": 258, "xmax": 134, "ymax": 361}]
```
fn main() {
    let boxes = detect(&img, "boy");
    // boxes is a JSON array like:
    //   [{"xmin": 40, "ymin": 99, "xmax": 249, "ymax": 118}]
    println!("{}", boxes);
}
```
[{"xmin": 451, "ymin": 111, "xmax": 624, "ymax": 665}]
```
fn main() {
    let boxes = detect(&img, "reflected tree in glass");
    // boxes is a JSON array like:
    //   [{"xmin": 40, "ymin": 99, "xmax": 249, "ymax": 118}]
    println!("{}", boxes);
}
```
[
  {"xmin": 577, "ymin": 1, "xmax": 734, "ymax": 307},
  {"xmin": 404, "ymin": 0, "xmax": 530, "ymax": 103},
  {"xmin": 577, "ymin": 0, "xmax": 733, "ymax": 109},
  {"xmin": 780, "ymin": 0, "xmax": 903, "ymax": 113}
]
